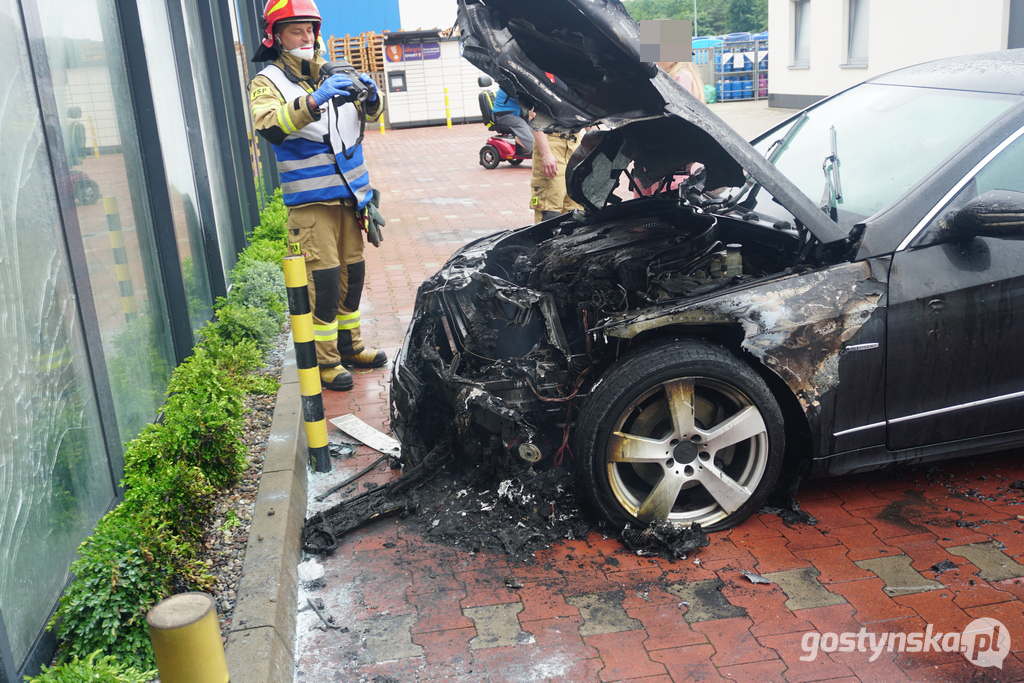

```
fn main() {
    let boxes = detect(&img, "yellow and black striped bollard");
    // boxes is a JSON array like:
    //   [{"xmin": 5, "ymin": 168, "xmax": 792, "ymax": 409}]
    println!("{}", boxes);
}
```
[
  {"xmin": 283, "ymin": 254, "xmax": 331, "ymax": 472},
  {"xmin": 104, "ymin": 196, "xmax": 137, "ymax": 322}
]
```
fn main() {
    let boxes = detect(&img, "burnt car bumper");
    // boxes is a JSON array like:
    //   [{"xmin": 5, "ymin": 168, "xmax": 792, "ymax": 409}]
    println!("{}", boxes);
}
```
[{"xmin": 391, "ymin": 223, "xmax": 580, "ymax": 463}]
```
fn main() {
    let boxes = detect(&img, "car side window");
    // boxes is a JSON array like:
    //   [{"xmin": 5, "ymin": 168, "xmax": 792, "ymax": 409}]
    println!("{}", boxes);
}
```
[{"xmin": 913, "ymin": 132, "xmax": 1024, "ymax": 246}]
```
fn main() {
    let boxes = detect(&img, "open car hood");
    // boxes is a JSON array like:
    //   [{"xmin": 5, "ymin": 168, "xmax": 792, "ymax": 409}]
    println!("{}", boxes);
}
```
[{"xmin": 457, "ymin": 0, "xmax": 848, "ymax": 244}]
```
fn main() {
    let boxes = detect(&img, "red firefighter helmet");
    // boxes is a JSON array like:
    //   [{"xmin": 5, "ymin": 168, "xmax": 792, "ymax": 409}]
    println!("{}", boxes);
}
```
[{"xmin": 261, "ymin": 0, "xmax": 321, "ymax": 49}]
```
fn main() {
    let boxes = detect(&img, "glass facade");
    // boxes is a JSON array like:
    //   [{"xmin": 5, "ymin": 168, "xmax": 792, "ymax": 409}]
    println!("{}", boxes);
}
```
[
  {"xmin": 35, "ymin": 0, "xmax": 180, "ymax": 442},
  {"xmin": 136, "ymin": 0, "xmax": 217, "ymax": 333},
  {"xmin": 0, "ymin": 0, "xmax": 265, "ymax": 678},
  {"xmin": 0, "ymin": 0, "xmax": 115, "ymax": 667}
]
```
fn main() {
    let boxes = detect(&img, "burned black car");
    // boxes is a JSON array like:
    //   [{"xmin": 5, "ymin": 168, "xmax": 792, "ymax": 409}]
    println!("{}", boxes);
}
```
[{"xmin": 391, "ymin": 0, "xmax": 1024, "ymax": 532}]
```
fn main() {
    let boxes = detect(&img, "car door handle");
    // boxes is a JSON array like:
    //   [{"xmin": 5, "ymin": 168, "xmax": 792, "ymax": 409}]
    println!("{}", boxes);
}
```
[{"xmin": 928, "ymin": 298, "xmax": 946, "ymax": 312}]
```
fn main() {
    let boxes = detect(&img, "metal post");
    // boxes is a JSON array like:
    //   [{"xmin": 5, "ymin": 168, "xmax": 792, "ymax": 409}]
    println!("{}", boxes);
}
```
[
  {"xmin": 283, "ymin": 255, "xmax": 331, "ymax": 472},
  {"xmin": 87, "ymin": 115, "xmax": 101, "ymax": 157},
  {"xmin": 147, "ymin": 593, "xmax": 228, "ymax": 683},
  {"xmin": 444, "ymin": 87, "xmax": 451, "ymax": 128}
]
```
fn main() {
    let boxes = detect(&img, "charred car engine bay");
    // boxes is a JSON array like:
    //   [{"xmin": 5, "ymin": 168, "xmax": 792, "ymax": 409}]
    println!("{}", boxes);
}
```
[{"xmin": 391, "ymin": 197, "xmax": 811, "ymax": 471}]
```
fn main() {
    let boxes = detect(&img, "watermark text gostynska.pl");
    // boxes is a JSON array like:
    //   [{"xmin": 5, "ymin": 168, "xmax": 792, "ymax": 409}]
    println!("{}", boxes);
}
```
[{"xmin": 800, "ymin": 618, "xmax": 1009, "ymax": 668}]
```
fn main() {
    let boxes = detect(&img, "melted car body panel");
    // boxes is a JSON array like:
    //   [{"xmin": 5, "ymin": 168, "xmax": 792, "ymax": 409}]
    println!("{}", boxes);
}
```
[{"xmin": 596, "ymin": 260, "xmax": 888, "ymax": 457}]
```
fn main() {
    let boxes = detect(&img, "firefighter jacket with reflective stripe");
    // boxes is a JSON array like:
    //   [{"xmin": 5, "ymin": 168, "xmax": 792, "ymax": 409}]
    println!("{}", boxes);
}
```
[{"xmin": 249, "ymin": 55, "xmax": 381, "ymax": 209}]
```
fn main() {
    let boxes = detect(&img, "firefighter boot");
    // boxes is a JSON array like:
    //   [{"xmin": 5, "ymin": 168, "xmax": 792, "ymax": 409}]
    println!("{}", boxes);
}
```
[
  {"xmin": 338, "ymin": 347, "xmax": 388, "ymax": 369},
  {"xmin": 320, "ymin": 364, "xmax": 354, "ymax": 391}
]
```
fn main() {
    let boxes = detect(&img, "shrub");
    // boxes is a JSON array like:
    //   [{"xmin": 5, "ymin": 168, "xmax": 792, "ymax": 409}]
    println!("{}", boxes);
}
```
[
  {"xmin": 25, "ymin": 650, "xmax": 157, "ymax": 683},
  {"xmin": 230, "ymin": 258, "xmax": 287, "ymax": 324},
  {"xmin": 201, "ymin": 336, "xmax": 281, "ymax": 396},
  {"xmin": 48, "ymin": 508, "xmax": 211, "ymax": 671},
  {"xmin": 201, "ymin": 302, "xmax": 280, "ymax": 355},
  {"xmin": 252, "ymin": 188, "xmax": 287, "ymax": 242},
  {"xmin": 121, "ymin": 426, "xmax": 215, "ymax": 542},
  {"xmin": 162, "ymin": 346, "xmax": 248, "ymax": 489},
  {"xmin": 238, "ymin": 237, "xmax": 286, "ymax": 270}
]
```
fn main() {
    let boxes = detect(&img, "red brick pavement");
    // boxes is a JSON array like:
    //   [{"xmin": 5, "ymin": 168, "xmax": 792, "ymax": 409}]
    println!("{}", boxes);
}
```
[{"xmin": 294, "ymin": 121, "xmax": 1024, "ymax": 683}]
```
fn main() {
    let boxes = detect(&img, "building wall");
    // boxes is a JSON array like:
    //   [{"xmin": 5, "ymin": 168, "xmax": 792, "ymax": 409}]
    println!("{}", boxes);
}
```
[
  {"xmin": 319, "ymin": 1, "xmax": 402, "ymax": 39},
  {"xmin": 768, "ymin": 0, "xmax": 1010, "ymax": 108},
  {"xmin": 399, "ymin": 0, "xmax": 457, "ymax": 31}
]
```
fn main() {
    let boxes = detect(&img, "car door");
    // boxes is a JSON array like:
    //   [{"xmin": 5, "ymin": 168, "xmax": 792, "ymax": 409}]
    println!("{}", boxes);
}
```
[{"xmin": 885, "ymin": 128, "xmax": 1024, "ymax": 451}]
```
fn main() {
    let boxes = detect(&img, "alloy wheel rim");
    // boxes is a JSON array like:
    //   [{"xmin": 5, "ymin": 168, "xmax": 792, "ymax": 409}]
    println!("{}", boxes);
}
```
[{"xmin": 605, "ymin": 376, "xmax": 769, "ymax": 527}]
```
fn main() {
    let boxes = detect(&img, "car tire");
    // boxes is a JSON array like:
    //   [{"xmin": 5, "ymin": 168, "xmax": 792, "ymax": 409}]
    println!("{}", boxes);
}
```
[
  {"xmin": 479, "ymin": 145, "xmax": 500, "ymax": 169},
  {"xmin": 575, "ymin": 338, "xmax": 784, "ymax": 532},
  {"xmin": 508, "ymin": 158, "xmax": 524, "ymax": 166}
]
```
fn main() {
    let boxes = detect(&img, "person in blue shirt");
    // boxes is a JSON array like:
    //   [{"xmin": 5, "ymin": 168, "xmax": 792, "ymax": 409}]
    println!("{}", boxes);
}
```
[{"xmin": 490, "ymin": 88, "xmax": 533, "ymax": 156}]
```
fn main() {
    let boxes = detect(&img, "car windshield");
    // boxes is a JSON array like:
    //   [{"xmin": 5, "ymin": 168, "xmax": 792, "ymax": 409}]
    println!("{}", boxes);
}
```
[{"xmin": 747, "ymin": 83, "xmax": 1017, "ymax": 228}]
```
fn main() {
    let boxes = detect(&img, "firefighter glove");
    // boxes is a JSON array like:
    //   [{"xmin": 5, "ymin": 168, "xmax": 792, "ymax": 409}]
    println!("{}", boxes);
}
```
[
  {"xmin": 312, "ymin": 74, "xmax": 355, "ymax": 106},
  {"xmin": 359, "ymin": 189, "xmax": 385, "ymax": 247},
  {"xmin": 358, "ymin": 73, "xmax": 379, "ymax": 102}
]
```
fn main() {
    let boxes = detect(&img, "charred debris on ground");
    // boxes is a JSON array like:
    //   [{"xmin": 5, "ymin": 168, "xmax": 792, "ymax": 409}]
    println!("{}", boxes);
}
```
[{"xmin": 302, "ymin": 434, "xmax": 710, "ymax": 563}]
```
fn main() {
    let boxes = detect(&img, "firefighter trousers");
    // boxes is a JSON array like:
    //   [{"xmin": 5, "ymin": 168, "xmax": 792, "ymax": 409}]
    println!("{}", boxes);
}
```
[{"xmin": 285, "ymin": 199, "xmax": 367, "ymax": 369}]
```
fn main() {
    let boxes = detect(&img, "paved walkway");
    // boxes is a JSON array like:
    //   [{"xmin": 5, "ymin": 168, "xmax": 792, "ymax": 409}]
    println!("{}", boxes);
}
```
[{"xmin": 293, "ymin": 104, "xmax": 1024, "ymax": 683}]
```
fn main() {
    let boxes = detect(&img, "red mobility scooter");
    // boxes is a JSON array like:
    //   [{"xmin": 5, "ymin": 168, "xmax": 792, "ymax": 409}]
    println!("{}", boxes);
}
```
[{"xmin": 477, "ymin": 76, "xmax": 532, "ymax": 169}]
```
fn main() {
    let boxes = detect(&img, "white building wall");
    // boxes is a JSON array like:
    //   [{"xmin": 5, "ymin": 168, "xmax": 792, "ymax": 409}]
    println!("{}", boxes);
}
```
[
  {"xmin": 768, "ymin": 0, "xmax": 1010, "ymax": 107},
  {"xmin": 399, "ymin": 0, "xmax": 457, "ymax": 31}
]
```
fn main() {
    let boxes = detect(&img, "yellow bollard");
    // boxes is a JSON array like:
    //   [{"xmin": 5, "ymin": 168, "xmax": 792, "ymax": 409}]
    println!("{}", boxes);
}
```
[
  {"xmin": 379, "ymin": 115, "xmax": 385, "ymax": 135},
  {"xmin": 284, "ymin": 254, "xmax": 331, "ymax": 472},
  {"xmin": 87, "ymin": 115, "xmax": 101, "ymax": 158},
  {"xmin": 104, "ymin": 196, "xmax": 137, "ymax": 322},
  {"xmin": 444, "ymin": 87, "xmax": 452, "ymax": 128},
  {"xmin": 147, "ymin": 592, "xmax": 228, "ymax": 683}
]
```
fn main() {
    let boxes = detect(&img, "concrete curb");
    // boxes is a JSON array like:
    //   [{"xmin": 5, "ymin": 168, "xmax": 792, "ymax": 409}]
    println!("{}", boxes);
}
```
[{"xmin": 226, "ymin": 343, "xmax": 306, "ymax": 683}]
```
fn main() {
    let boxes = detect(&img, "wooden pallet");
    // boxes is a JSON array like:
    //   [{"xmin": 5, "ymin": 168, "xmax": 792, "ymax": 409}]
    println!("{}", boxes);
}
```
[
  {"xmin": 327, "ymin": 34, "xmax": 366, "ymax": 70},
  {"xmin": 365, "ymin": 31, "xmax": 385, "ymax": 72}
]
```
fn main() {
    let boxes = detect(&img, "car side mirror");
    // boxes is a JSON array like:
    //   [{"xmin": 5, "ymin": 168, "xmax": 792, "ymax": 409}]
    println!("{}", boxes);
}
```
[{"xmin": 952, "ymin": 190, "xmax": 1024, "ymax": 238}]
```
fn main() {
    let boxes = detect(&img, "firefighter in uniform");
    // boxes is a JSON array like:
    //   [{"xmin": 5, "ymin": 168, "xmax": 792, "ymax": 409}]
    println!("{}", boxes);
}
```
[
  {"xmin": 530, "ymin": 130, "xmax": 582, "ymax": 222},
  {"xmin": 249, "ymin": 0, "xmax": 387, "ymax": 392},
  {"xmin": 530, "ymin": 73, "xmax": 583, "ymax": 223}
]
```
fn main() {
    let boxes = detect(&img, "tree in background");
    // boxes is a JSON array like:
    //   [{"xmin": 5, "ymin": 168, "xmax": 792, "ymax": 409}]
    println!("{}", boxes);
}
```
[
  {"xmin": 726, "ymin": 0, "xmax": 768, "ymax": 32},
  {"xmin": 623, "ymin": 0, "xmax": 766, "ymax": 36}
]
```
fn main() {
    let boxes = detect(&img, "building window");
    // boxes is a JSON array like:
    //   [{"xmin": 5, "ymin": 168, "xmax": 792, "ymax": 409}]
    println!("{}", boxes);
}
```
[
  {"xmin": 793, "ymin": 0, "xmax": 811, "ymax": 67},
  {"xmin": 847, "ymin": 0, "xmax": 869, "ymax": 65},
  {"xmin": 1010, "ymin": 0, "xmax": 1024, "ymax": 49}
]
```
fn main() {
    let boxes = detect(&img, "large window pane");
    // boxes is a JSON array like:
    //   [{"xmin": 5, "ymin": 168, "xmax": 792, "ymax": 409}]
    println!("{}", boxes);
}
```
[
  {"xmin": 228, "ymin": 0, "xmax": 267, "ymax": 205},
  {"xmin": 182, "ymin": 0, "xmax": 239, "ymax": 277},
  {"xmin": 35, "ymin": 0, "xmax": 179, "ymax": 441},
  {"xmin": 0, "ymin": 0, "xmax": 114, "ymax": 663},
  {"xmin": 136, "ymin": 0, "xmax": 216, "ymax": 334}
]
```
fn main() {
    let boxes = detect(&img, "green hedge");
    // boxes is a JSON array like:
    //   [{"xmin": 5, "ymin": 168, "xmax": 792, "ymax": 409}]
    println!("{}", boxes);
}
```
[
  {"xmin": 27, "ymin": 651, "xmax": 156, "ymax": 683},
  {"xmin": 36, "ymin": 192, "xmax": 289, "ymax": 678}
]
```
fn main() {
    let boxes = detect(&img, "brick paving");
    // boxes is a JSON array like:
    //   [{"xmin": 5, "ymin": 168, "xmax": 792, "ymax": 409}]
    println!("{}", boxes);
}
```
[{"xmin": 294, "ymin": 110, "xmax": 1024, "ymax": 683}]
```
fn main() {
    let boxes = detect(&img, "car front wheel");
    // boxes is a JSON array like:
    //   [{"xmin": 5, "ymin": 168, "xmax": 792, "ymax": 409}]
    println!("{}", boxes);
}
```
[{"xmin": 576, "ymin": 338, "xmax": 784, "ymax": 532}]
